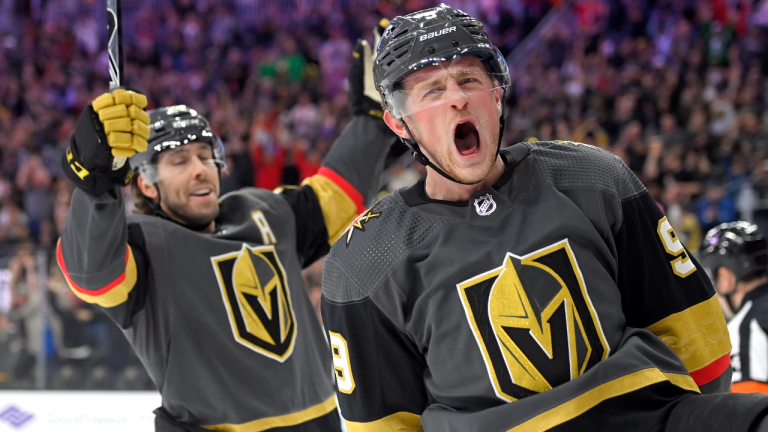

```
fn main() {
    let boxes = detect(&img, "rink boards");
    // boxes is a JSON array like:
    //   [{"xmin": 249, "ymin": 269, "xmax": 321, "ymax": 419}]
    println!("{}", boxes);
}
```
[{"xmin": 0, "ymin": 391, "xmax": 160, "ymax": 431}]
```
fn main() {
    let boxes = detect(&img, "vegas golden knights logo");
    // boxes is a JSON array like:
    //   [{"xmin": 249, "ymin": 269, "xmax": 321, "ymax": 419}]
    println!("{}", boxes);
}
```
[
  {"xmin": 457, "ymin": 239, "xmax": 609, "ymax": 402},
  {"xmin": 212, "ymin": 244, "xmax": 297, "ymax": 362}
]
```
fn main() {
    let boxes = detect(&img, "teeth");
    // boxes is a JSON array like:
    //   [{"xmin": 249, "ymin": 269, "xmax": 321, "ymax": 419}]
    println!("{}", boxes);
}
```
[{"xmin": 192, "ymin": 189, "xmax": 211, "ymax": 196}]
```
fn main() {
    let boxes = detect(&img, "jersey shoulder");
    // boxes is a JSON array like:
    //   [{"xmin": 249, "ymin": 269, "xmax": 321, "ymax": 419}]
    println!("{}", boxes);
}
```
[
  {"xmin": 323, "ymin": 191, "xmax": 454, "ymax": 304},
  {"xmin": 125, "ymin": 212, "xmax": 174, "ymax": 234},
  {"xmin": 524, "ymin": 140, "xmax": 646, "ymax": 200},
  {"xmin": 218, "ymin": 187, "xmax": 295, "ymax": 220},
  {"xmin": 220, "ymin": 186, "xmax": 289, "ymax": 206}
]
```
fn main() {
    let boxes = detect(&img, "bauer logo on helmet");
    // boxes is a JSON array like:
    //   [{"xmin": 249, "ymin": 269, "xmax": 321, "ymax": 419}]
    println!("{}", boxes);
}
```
[{"xmin": 419, "ymin": 26, "xmax": 456, "ymax": 42}]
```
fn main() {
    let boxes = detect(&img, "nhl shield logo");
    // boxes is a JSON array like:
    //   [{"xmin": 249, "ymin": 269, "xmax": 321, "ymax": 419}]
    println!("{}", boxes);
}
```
[
  {"xmin": 474, "ymin": 194, "xmax": 496, "ymax": 216},
  {"xmin": 211, "ymin": 244, "xmax": 297, "ymax": 362}
]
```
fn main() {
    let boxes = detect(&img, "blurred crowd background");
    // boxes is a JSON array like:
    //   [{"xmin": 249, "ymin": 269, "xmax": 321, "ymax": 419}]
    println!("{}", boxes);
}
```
[{"xmin": 1, "ymin": 0, "xmax": 768, "ymax": 390}]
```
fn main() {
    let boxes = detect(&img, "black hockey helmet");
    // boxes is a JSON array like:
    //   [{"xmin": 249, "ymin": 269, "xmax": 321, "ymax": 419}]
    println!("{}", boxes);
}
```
[
  {"xmin": 372, "ymin": 3, "xmax": 511, "ymax": 184},
  {"xmin": 129, "ymin": 105, "xmax": 225, "ymax": 183},
  {"xmin": 699, "ymin": 221, "xmax": 768, "ymax": 281},
  {"xmin": 374, "ymin": 3, "xmax": 510, "ymax": 116}
]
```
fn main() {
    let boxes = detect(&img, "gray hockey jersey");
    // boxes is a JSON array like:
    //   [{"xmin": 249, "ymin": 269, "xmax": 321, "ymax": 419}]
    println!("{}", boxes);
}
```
[
  {"xmin": 322, "ymin": 141, "xmax": 733, "ymax": 432},
  {"xmin": 58, "ymin": 115, "xmax": 397, "ymax": 431}
]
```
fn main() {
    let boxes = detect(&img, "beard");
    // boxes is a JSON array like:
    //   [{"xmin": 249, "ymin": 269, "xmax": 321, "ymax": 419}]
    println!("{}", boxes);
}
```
[{"xmin": 159, "ymin": 188, "xmax": 220, "ymax": 229}]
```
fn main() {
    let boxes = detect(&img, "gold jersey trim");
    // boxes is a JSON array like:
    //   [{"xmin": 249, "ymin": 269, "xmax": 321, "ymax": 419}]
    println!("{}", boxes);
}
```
[
  {"xmin": 645, "ymin": 294, "xmax": 731, "ymax": 374},
  {"xmin": 58, "ymin": 240, "xmax": 138, "ymax": 308},
  {"xmin": 203, "ymin": 395, "xmax": 337, "ymax": 432},
  {"xmin": 506, "ymin": 368, "xmax": 699, "ymax": 432},
  {"xmin": 344, "ymin": 411, "xmax": 423, "ymax": 432},
  {"xmin": 302, "ymin": 171, "xmax": 362, "ymax": 245}
]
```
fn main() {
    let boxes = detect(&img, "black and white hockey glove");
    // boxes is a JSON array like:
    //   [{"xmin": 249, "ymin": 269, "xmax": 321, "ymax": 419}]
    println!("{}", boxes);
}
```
[
  {"xmin": 348, "ymin": 18, "xmax": 389, "ymax": 119},
  {"xmin": 62, "ymin": 89, "xmax": 150, "ymax": 197}
]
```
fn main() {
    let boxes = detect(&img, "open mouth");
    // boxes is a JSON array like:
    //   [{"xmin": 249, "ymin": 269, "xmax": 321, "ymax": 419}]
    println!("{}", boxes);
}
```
[
  {"xmin": 454, "ymin": 121, "xmax": 481, "ymax": 156},
  {"xmin": 190, "ymin": 188, "xmax": 213, "ymax": 198}
]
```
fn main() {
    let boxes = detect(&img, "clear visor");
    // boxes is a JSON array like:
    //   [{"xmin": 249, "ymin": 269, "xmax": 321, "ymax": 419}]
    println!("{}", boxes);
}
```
[
  {"xmin": 138, "ymin": 143, "xmax": 227, "ymax": 184},
  {"xmin": 385, "ymin": 59, "xmax": 508, "ymax": 119}
]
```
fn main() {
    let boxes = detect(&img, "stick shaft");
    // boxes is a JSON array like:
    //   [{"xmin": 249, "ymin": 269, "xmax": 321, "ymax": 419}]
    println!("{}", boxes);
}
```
[
  {"xmin": 106, "ymin": 0, "xmax": 128, "ymax": 170},
  {"xmin": 106, "ymin": 0, "xmax": 123, "ymax": 90}
]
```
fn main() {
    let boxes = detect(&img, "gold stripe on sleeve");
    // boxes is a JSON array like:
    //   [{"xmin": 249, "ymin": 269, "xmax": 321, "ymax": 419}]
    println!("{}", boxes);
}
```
[
  {"xmin": 61, "ymin": 245, "xmax": 138, "ymax": 308},
  {"xmin": 644, "ymin": 295, "xmax": 732, "ymax": 373},
  {"xmin": 302, "ymin": 175, "xmax": 360, "ymax": 245}
]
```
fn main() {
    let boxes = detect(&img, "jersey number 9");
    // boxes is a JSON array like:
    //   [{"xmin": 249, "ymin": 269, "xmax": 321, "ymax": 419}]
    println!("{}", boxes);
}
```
[
  {"xmin": 329, "ymin": 331, "xmax": 355, "ymax": 394},
  {"xmin": 657, "ymin": 216, "xmax": 697, "ymax": 278}
]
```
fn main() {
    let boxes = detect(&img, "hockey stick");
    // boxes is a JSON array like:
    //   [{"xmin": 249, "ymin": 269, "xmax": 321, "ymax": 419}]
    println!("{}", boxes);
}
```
[{"xmin": 106, "ymin": 0, "xmax": 128, "ymax": 170}]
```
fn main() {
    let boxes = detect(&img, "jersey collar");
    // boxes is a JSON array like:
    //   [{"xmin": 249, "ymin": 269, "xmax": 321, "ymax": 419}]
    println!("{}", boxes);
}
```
[{"xmin": 400, "ymin": 143, "xmax": 530, "ymax": 208}]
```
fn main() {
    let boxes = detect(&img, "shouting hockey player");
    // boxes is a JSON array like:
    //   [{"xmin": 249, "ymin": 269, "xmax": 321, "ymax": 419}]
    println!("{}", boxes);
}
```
[
  {"xmin": 56, "ymin": 40, "xmax": 397, "ymax": 431},
  {"xmin": 700, "ymin": 222, "xmax": 768, "ymax": 394},
  {"xmin": 321, "ymin": 4, "xmax": 768, "ymax": 431}
]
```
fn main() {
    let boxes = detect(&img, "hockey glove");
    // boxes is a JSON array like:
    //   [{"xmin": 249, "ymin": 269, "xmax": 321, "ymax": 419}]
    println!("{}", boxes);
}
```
[
  {"xmin": 348, "ymin": 18, "xmax": 389, "ymax": 119},
  {"xmin": 62, "ymin": 89, "xmax": 151, "ymax": 197}
]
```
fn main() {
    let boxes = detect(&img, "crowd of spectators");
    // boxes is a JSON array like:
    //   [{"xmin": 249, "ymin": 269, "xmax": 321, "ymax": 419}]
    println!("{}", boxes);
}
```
[
  {"xmin": 2, "ymin": 0, "xmax": 768, "ymax": 390},
  {"xmin": 502, "ymin": 0, "xmax": 768, "ymax": 251},
  {"xmin": 0, "ymin": 0, "xmax": 544, "ymax": 389}
]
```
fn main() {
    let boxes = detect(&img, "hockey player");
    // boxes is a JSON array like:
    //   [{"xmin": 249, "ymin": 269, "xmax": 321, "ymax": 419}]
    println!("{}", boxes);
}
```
[
  {"xmin": 56, "ymin": 40, "xmax": 397, "ymax": 431},
  {"xmin": 700, "ymin": 221, "xmax": 768, "ymax": 394},
  {"xmin": 321, "ymin": 4, "xmax": 768, "ymax": 431}
]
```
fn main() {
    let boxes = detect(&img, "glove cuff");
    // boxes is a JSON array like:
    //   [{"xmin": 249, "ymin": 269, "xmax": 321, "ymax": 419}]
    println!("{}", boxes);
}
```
[{"xmin": 62, "ymin": 135, "xmax": 134, "ymax": 197}]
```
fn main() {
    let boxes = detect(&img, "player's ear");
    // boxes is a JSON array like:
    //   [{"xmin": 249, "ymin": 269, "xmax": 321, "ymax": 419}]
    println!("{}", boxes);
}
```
[
  {"xmin": 383, "ymin": 111, "xmax": 411, "ymax": 140},
  {"xmin": 137, "ymin": 174, "xmax": 159, "ymax": 201}
]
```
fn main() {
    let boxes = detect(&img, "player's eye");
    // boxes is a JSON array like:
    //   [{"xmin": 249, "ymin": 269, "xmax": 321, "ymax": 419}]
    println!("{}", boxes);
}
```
[
  {"xmin": 423, "ymin": 87, "xmax": 444, "ymax": 99},
  {"xmin": 171, "ymin": 158, "xmax": 187, "ymax": 167}
]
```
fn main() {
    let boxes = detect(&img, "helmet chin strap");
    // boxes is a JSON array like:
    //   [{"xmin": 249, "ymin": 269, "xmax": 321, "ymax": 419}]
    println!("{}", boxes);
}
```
[
  {"xmin": 400, "ymin": 119, "xmax": 475, "ymax": 186},
  {"xmin": 400, "ymin": 90, "xmax": 507, "ymax": 187}
]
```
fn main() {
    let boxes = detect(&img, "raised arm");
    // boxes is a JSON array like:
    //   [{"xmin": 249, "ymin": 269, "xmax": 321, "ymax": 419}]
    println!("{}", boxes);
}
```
[
  {"xmin": 57, "ymin": 90, "xmax": 152, "ymax": 328},
  {"xmin": 278, "ymin": 38, "xmax": 398, "ymax": 267}
]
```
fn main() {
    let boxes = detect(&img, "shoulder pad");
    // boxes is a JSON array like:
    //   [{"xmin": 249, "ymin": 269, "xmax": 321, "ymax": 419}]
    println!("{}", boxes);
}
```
[
  {"xmin": 323, "ymin": 192, "xmax": 454, "ymax": 303},
  {"xmin": 219, "ymin": 186, "xmax": 281, "ymax": 202},
  {"xmin": 219, "ymin": 186, "xmax": 291, "ymax": 211},
  {"xmin": 525, "ymin": 140, "xmax": 646, "ymax": 200}
]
